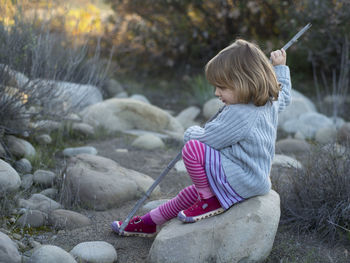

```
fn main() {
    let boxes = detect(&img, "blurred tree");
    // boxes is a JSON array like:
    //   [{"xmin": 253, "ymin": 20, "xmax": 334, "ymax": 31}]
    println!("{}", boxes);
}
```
[{"xmin": 105, "ymin": 0, "xmax": 293, "ymax": 72}]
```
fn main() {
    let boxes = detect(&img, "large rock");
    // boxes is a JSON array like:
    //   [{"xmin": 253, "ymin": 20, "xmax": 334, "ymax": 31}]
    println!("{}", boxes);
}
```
[
  {"xmin": 27, "ymin": 245, "xmax": 77, "ymax": 263},
  {"xmin": 0, "ymin": 159, "xmax": 21, "ymax": 192},
  {"xmin": 337, "ymin": 122, "xmax": 350, "ymax": 143},
  {"xmin": 48, "ymin": 209, "xmax": 91, "ymax": 230},
  {"xmin": 5, "ymin": 135, "xmax": 36, "ymax": 159},
  {"xmin": 148, "ymin": 191, "xmax": 280, "ymax": 263},
  {"xmin": 62, "ymin": 154, "xmax": 160, "ymax": 210},
  {"xmin": 278, "ymin": 89, "xmax": 316, "ymax": 127},
  {"xmin": 80, "ymin": 98, "xmax": 184, "ymax": 136},
  {"xmin": 131, "ymin": 134, "xmax": 165, "ymax": 150},
  {"xmin": 16, "ymin": 209, "xmax": 47, "ymax": 228},
  {"xmin": 275, "ymin": 138, "xmax": 311, "ymax": 156},
  {"xmin": 32, "ymin": 79, "xmax": 103, "ymax": 111},
  {"xmin": 203, "ymin": 98, "xmax": 224, "ymax": 120},
  {"xmin": 175, "ymin": 106, "xmax": 201, "ymax": 129},
  {"xmin": 0, "ymin": 231, "xmax": 21, "ymax": 263},
  {"xmin": 33, "ymin": 169, "xmax": 56, "ymax": 187},
  {"xmin": 70, "ymin": 241, "xmax": 117, "ymax": 263},
  {"xmin": 282, "ymin": 112, "xmax": 333, "ymax": 139},
  {"xmin": 18, "ymin": 193, "xmax": 62, "ymax": 213}
]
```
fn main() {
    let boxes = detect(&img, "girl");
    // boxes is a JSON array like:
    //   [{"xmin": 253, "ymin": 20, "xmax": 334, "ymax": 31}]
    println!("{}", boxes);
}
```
[{"xmin": 111, "ymin": 39, "xmax": 291, "ymax": 237}]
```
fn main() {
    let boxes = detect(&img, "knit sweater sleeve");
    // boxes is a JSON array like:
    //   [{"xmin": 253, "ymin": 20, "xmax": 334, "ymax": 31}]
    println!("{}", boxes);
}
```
[
  {"xmin": 183, "ymin": 105, "xmax": 255, "ymax": 150},
  {"xmin": 274, "ymin": 65, "xmax": 292, "ymax": 112}
]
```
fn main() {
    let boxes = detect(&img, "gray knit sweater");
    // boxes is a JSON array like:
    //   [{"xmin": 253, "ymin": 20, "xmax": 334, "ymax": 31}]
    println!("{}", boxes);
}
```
[{"xmin": 184, "ymin": 65, "xmax": 291, "ymax": 198}]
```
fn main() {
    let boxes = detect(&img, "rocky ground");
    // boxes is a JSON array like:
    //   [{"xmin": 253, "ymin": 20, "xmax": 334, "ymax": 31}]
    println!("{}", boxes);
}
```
[{"xmin": 28, "ymin": 134, "xmax": 348, "ymax": 263}]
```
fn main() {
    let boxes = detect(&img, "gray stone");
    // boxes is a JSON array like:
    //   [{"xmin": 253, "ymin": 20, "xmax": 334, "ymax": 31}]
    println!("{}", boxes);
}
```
[
  {"xmin": 27, "ymin": 245, "xmax": 77, "ymax": 263},
  {"xmin": 130, "ymin": 94, "xmax": 151, "ymax": 104},
  {"xmin": 275, "ymin": 138, "xmax": 311, "ymax": 156},
  {"xmin": 40, "ymin": 188, "xmax": 58, "ymax": 199},
  {"xmin": 203, "ymin": 98, "xmax": 224, "ymax": 120},
  {"xmin": 80, "ymin": 98, "xmax": 184, "ymax": 135},
  {"xmin": 20, "ymin": 174, "xmax": 33, "ymax": 190},
  {"xmin": 123, "ymin": 130, "xmax": 170, "ymax": 139},
  {"xmin": 115, "ymin": 91, "xmax": 128, "ymax": 98},
  {"xmin": 176, "ymin": 106, "xmax": 201, "ymax": 129},
  {"xmin": 62, "ymin": 154, "xmax": 160, "ymax": 210},
  {"xmin": 315, "ymin": 126, "xmax": 337, "ymax": 144},
  {"xmin": 30, "ymin": 120, "xmax": 62, "ymax": 132},
  {"xmin": 63, "ymin": 146, "xmax": 98, "ymax": 157},
  {"xmin": 5, "ymin": 135, "xmax": 36, "ymax": 159},
  {"xmin": 32, "ymin": 79, "xmax": 103, "ymax": 112},
  {"xmin": 0, "ymin": 231, "xmax": 21, "ymax": 263},
  {"xmin": 104, "ymin": 78, "xmax": 124, "ymax": 97},
  {"xmin": 282, "ymin": 112, "xmax": 333, "ymax": 139},
  {"xmin": 34, "ymin": 134, "xmax": 52, "ymax": 145},
  {"xmin": 131, "ymin": 134, "xmax": 165, "ymax": 150},
  {"xmin": 48, "ymin": 209, "xmax": 91, "ymax": 230},
  {"xmin": 0, "ymin": 159, "xmax": 21, "ymax": 192},
  {"xmin": 0, "ymin": 143, "xmax": 6, "ymax": 158},
  {"xmin": 16, "ymin": 209, "xmax": 47, "ymax": 228},
  {"xmin": 272, "ymin": 154, "xmax": 303, "ymax": 170},
  {"xmin": 174, "ymin": 160, "xmax": 186, "ymax": 172},
  {"xmin": 71, "ymin": 123, "xmax": 95, "ymax": 137},
  {"xmin": 70, "ymin": 241, "xmax": 117, "ymax": 263},
  {"xmin": 337, "ymin": 122, "xmax": 350, "ymax": 143},
  {"xmin": 33, "ymin": 169, "xmax": 56, "ymax": 187},
  {"xmin": 18, "ymin": 193, "xmax": 62, "ymax": 213},
  {"xmin": 278, "ymin": 89, "xmax": 317, "ymax": 127},
  {"xmin": 149, "ymin": 191, "xmax": 280, "ymax": 263},
  {"xmin": 14, "ymin": 158, "xmax": 32, "ymax": 174}
]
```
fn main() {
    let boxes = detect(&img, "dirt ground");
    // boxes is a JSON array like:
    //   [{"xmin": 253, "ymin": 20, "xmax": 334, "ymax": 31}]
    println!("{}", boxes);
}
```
[{"xmin": 36, "ymin": 134, "xmax": 348, "ymax": 263}]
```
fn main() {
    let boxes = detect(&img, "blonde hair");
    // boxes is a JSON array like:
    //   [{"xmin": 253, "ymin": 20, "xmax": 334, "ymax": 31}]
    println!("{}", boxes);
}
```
[{"xmin": 205, "ymin": 39, "xmax": 280, "ymax": 106}]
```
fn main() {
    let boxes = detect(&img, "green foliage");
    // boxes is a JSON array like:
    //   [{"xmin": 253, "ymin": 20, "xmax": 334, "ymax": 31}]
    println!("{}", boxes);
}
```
[{"xmin": 186, "ymin": 74, "xmax": 214, "ymax": 106}]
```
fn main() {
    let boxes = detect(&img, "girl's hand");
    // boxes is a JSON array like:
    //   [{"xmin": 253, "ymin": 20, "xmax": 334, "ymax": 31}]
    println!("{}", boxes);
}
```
[{"xmin": 270, "ymin": 49, "xmax": 287, "ymax": 66}]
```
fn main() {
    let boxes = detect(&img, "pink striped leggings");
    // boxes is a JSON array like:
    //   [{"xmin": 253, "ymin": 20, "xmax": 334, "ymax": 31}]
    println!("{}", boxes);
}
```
[{"xmin": 149, "ymin": 140, "xmax": 215, "ymax": 225}]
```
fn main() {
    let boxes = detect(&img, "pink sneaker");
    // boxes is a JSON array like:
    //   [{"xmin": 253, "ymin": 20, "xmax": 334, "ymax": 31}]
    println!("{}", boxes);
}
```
[
  {"xmin": 177, "ymin": 196, "xmax": 224, "ymax": 223},
  {"xmin": 111, "ymin": 216, "xmax": 157, "ymax": 237}
]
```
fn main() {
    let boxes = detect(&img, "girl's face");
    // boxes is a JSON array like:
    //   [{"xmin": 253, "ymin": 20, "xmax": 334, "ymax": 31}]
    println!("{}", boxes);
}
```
[{"xmin": 215, "ymin": 87, "xmax": 239, "ymax": 105}]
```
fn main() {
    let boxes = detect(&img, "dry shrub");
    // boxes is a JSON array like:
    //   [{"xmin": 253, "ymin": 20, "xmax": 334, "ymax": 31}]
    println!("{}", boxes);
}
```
[{"xmin": 280, "ymin": 143, "xmax": 350, "ymax": 243}]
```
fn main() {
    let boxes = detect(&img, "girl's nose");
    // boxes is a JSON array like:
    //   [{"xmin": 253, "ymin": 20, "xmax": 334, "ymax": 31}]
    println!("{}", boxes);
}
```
[{"xmin": 215, "ymin": 87, "xmax": 220, "ymax": 97}]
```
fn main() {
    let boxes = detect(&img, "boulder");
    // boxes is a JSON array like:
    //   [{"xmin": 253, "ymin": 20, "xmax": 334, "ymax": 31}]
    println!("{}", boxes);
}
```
[
  {"xmin": 80, "ymin": 98, "xmax": 184, "ymax": 136},
  {"xmin": 40, "ymin": 188, "xmax": 58, "ymax": 199},
  {"xmin": 18, "ymin": 193, "xmax": 62, "ymax": 213},
  {"xmin": 203, "ymin": 98, "xmax": 224, "ymax": 120},
  {"xmin": 282, "ymin": 112, "xmax": 333, "ymax": 139},
  {"xmin": 275, "ymin": 138, "xmax": 310, "ymax": 156},
  {"xmin": 337, "ymin": 122, "xmax": 350, "ymax": 143},
  {"xmin": 62, "ymin": 146, "xmax": 98, "ymax": 157},
  {"xmin": 104, "ymin": 78, "xmax": 124, "ymax": 97},
  {"xmin": 62, "ymin": 154, "xmax": 160, "ymax": 210},
  {"xmin": 5, "ymin": 135, "xmax": 36, "ymax": 159},
  {"xmin": 0, "ymin": 231, "xmax": 21, "ymax": 263},
  {"xmin": 148, "ymin": 191, "xmax": 280, "ymax": 263},
  {"xmin": 13, "ymin": 158, "xmax": 32, "ymax": 174},
  {"xmin": 71, "ymin": 123, "xmax": 95, "ymax": 137},
  {"xmin": 48, "ymin": 209, "xmax": 91, "ymax": 230},
  {"xmin": 33, "ymin": 169, "xmax": 56, "ymax": 187},
  {"xmin": 34, "ymin": 134, "xmax": 52, "ymax": 145},
  {"xmin": 27, "ymin": 245, "xmax": 77, "ymax": 263},
  {"xmin": 141, "ymin": 199, "xmax": 170, "ymax": 214},
  {"xmin": 176, "ymin": 106, "xmax": 201, "ymax": 129},
  {"xmin": 0, "ymin": 159, "xmax": 21, "ymax": 192},
  {"xmin": 20, "ymin": 174, "xmax": 33, "ymax": 190},
  {"xmin": 278, "ymin": 89, "xmax": 316, "ymax": 127},
  {"xmin": 16, "ymin": 209, "xmax": 47, "ymax": 228},
  {"xmin": 315, "ymin": 126, "xmax": 337, "ymax": 144},
  {"xmin": 70, "ymin": 241, "xmax": 117, "ymax": 263},
  {"xmin": 272, "ymin": 154, "xmax": 303, "ymax": 170},
  {"xmin": 131, "ymin": 134, "xmax": 165, "ymax": 150},
  {"xmin": 130, "ymin": 94, "xmax": 151, "ymax": 104},
  {"xmin": 32, "ymin": 79, "xmax": 103, "ymax": 111}
]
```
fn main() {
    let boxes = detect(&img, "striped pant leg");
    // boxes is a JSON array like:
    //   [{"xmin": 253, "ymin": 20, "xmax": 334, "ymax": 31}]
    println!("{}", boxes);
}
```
[
  {"xmin": 149, "ymin": 185, "xmax": 199, "ymax": 225},
  {"xmin": 182, "ymin": 140, "xmax": 214, "ymax": 199}
]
